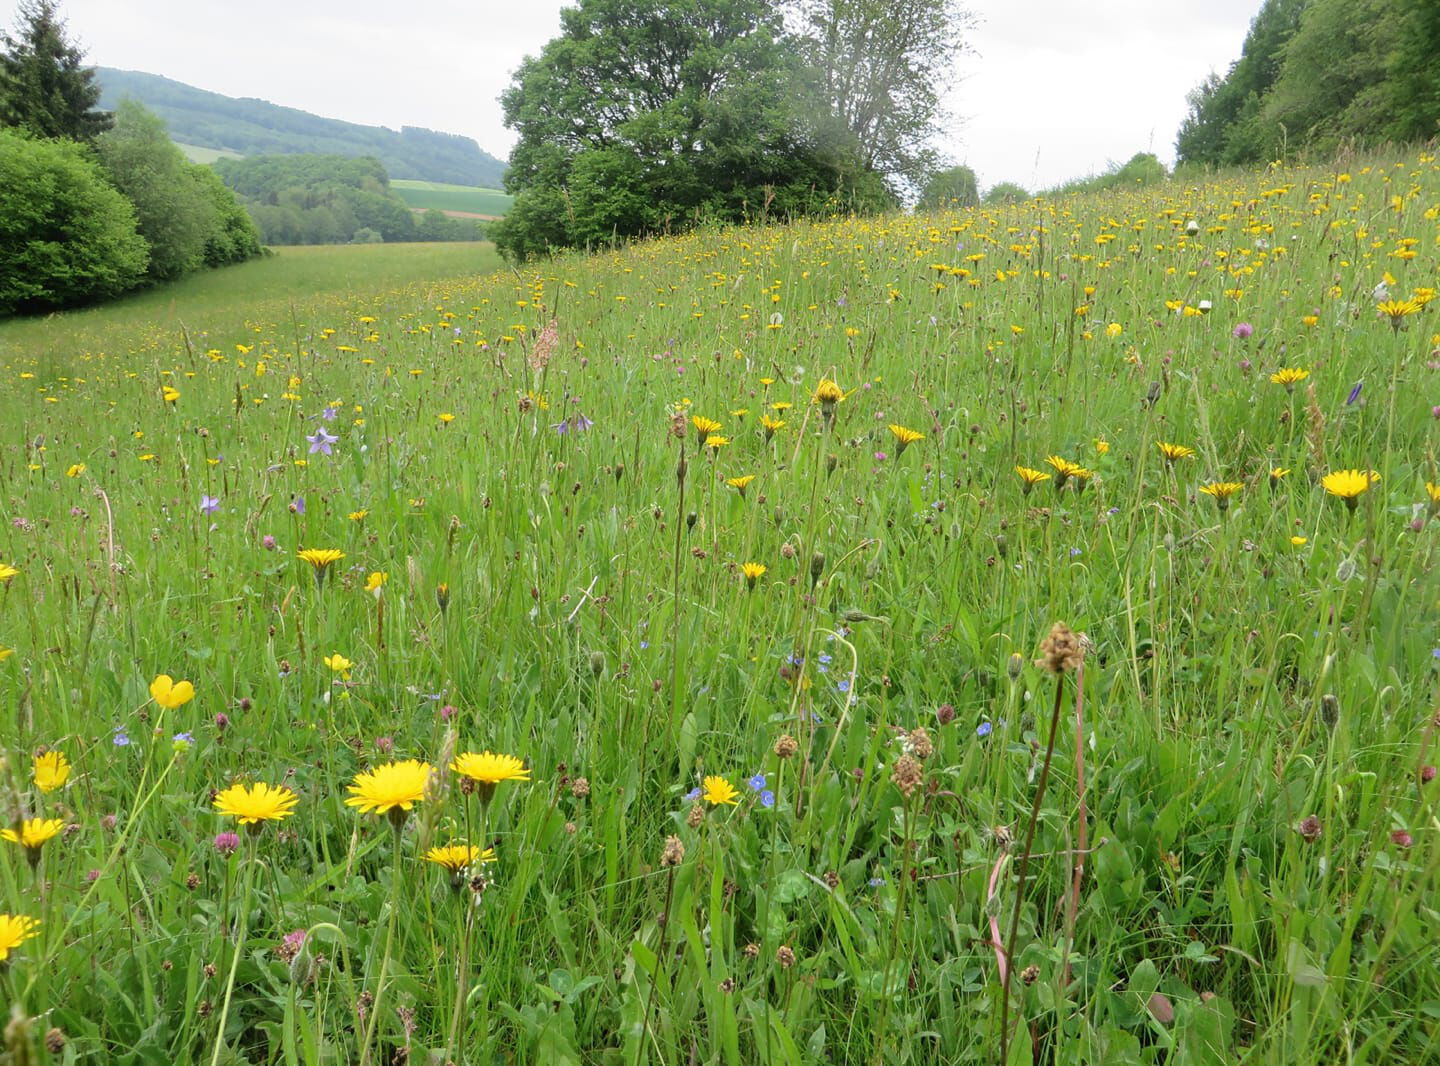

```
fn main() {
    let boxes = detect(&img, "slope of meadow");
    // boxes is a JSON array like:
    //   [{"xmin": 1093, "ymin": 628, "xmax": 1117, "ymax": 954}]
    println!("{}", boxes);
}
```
[{"xmin": 0, "ymin": 153, "xmax": 1437, "ymax": 1064}]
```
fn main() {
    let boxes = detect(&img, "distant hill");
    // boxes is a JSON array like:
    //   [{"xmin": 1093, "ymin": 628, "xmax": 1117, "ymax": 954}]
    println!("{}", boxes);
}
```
[{"xmin": 95, "ymin": 68, "xmax": 506, "ymax": 188}]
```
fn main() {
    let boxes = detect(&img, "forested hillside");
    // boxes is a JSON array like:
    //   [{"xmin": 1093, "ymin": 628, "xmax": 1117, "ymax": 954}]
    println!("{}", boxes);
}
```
[
  {"xmin": 95, "ymin": 67, "xmax": 506, "ymax": 187},
  {"xmin": 1176, "ymin": 0, "xmax": 1439, "ymax": 167}
]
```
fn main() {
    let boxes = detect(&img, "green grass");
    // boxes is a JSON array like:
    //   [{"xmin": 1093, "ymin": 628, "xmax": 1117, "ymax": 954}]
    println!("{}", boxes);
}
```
[
  {"xmin": 0, "ymin": 242, "xmax": 503, "ymax": 363},
  {"xmin": 175, "ymin": 141, "xmax": 243, "ymax": 164},
  {"xmin": 0, "ymin": 153, "xmax": 1437, "ymax": 1065},
  {"xmin": 391, "ymin": 179, "xmax": 512, "ymax": 217}
]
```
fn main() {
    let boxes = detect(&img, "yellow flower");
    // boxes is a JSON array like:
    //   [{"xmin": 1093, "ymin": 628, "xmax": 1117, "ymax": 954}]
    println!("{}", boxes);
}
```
[
  {"xmin": 1015, "ymin": 467, "xmax": 1051, "ymax": 493},
  {"xmin": 888, "ymin": 424, "xmax": 924, "ymax": 454},
  {"xmin": 149, "ymin": 674, "xmax": 195, "ymax": 709},
  {"xmin": 1291, "ymin": 536, "xmax": 1308, "ymax": 547},
  {"xmin": 704, "ymin": 434, "xmax": 729, "ymax": 450},
  {"xmin": 452, "ymin": 751, "xmax": 530, "ymax": 786},
  {"xmin": 1093, "ymin": 438, "xmax": 1110, "ymax": 455},
  {"xmin": 1198, "ymin": 482, "xmax": 1244, "ymax": 510},
  {"xmin": 162, "ymin": 386, "xmax": 180, "ymax": 404},
  {"xmin": 425, "ymin": 844, "xmax": 495, "ymax": 872},
  {"xmin": 348, "ymin": 509, "xmax": 368, "ymax": 522},
  {"xmin": 702, "ymin": 776, "xmax": 739, "ymax": 806},
  {"xmin": 760, "ymin": 415, "xmax": 785, "ymax": 440},
  {"xmin": 770, "ymin": 400, "xmax": 793, "ymax": 412},
  {"xmin": 32, "ymin": 751, "xmax": 69, "ymax": 793},
  {"xmin": 691, "ymin": 415, "xmax": 722, "ymax": 437},
  {"xmin": 1321, "ymin": 469, "xmax": 1379, "ymax": 510},
  {"xmin": 213, "ymin": 782, "xmax": 299, "ymax": 825},
  {"xmin": 438, "ymin": 412, "xmax": 455, "ymax": 424},
  {"xmin": 297, "ymin": 548, "xmax": 344, "ymax": 571},
  {"xmin": 813, "ymin": 379, "xmax": 844, "ymax": 406},
  {"xmin": 65, "ymin": 463, "xmax": 85, "ymax": 478},
  {"xmin": 726, "ymin": 475, "xmax": 756, "ymax": 495},
  {"xmin": 0, "ymin": 914, "xmax": 40, "ymax": 962},
  {"xmin": 1105, "ymin": 323, "xmax": 1123, "ymax": 337},
  {"xmin": 741, "ymin": 562, "xmax": 767, "ymax": 589},
  {"xmin": 1156, "ymin": 441, "xmax": 1196, "ymax": 463},
  {"xmin": 345, "ymin": 759, "xmax": 433, "ymax": 816},
  {"xmin": 0, "ymin": 563, "xmax": 18, "ymax": 583},
  {"xmin": 0, "ymin": 910, "xmax": 38, "ymax": 962},
  {"xmin": 1377, "ymin": 298, "xmax": 1423, "ymax": 327},
  {"xmin": 1270, "ymin": 467, "xmax": 1291, "ymax": 483},
  {"xmin": 2, "ymin": 817, "xmax": 63, "ymax": 865},
  {"xmin": 364, "ymin": 571, "xmax": 387, "ymax": 599},
  {"xmin": 1301, "ymin": 315, "xmax": 1319, "ymax": 328},
  {"xmin": 1269, "ymin": 368, "xmax": 1309, "ymax": 390}
]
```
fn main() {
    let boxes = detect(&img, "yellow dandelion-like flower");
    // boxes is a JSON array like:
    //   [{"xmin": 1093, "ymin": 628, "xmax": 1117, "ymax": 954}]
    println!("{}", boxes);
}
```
[
  {"xmin": 691, "ymin": 415, "xmax": 722, "ymax": 437},
  {"xmin": 2, "ymin": 818, "xmax": 63, "ymax": 864},
  {"xmin": 1377, "ymin": 298, "xmax": 1423, "ymax": 328},
  {"xmin": 1291, "ymin": 535, "xmax": 1308, "ymax": 547},
  {"xmin": 297, "ymin": 548, "xmax": 344, "ymax": 571},
  {"xmin": 1015, "ymin": 466, "xmax": 1051, "ymax": 494},
  {"xmin": 1321, "ymin": 469, "xmax": 1379, "ymax": 511},
  {"xmin": 348, "ymin": 510, "xmax": 369, "ymax": 522},
  {"xmin": 888, "ymin": 424, "xmax": 924, "ymax": 454},
  {"xmin": 0, "ymin": 563, "xmax": 18, "ymax": 583},
  {"xmin": 149, "ymin": 674, "xmax": 195, "ymax": 710},
  {"xmin": 65, "ymin": 463, "xmax": 85, "ymax": 478},
  {"xmin": 741, "ymin": 562, "xmax": 767, "ymax": 590},
  {"xmin": 1198, "ymin": 482, "xmax": 1244, "ymax": 511},
  {"xmin": 726, "ymin": 475, "xmax": 756, "ymax": 495},
  {"xmin": 760, "ymin": 415, "xmax": 785, "ymax": 440},
  {"xmin": 438, "ymin": 412, "xmax": 455, "ymax": 424},
  {"xmin": 704, "ymin": 434, "xmax": 730, "ymax": 450},
  {"xmin": 345, "ymin": 759, "xmax": 433, "ymax": 816},
  {"xmin": 452, "ymin": 751, "xmax": 530, "ymax": 786},
  {"xmin": 213, "ymin": 782, "xmax": 299, "ymax": 826},
  {"xmin": 1156, "ymin": 441, "xmax": 1196, "ymax": 463},
  {"xmin": 0, "ymin": 914, "xmax": 40, "ymax": 962},
  {"xmin": 32, "ymin": 751, "xmax": 69, "ymax": 793},
  {"xmin": 1426, "ymin": 482, "xmax": 1440, "ymax": 509},
  {"xmin": 770, "ymin": 400, "xmax": 793, "ymax": 412},
  {"xmin": 364, "ymin": 571, "xmax": 387, "ymax": 599},
  {"xmin": 1093, "ymin": 438, "xmax": 1110, "ymax": 455},
  {"xmin": 162, "ymin": 386, "xmax": 180, "ymax": 404},
  {"xmin": 813, "ymin": 379, "xmax": 844, "ymax": 406},
  {"xmin": 702, "ymin": 776, "xmax": 739, "ymax": 806},
  {"xmin": 425, "ymin": 844, "xmax": 495, "ymax": 872},
  {"xmin": 1270, "ymin": 368, "xmax": 1309, "ymax": 390}
]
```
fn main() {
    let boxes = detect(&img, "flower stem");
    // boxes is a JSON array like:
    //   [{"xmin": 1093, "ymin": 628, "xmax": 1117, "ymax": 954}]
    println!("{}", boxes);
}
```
[
  {"xmin": 209, "ymin": 835, "xmax": 259, "ymax": 1066},
  {"xmin": 359, "ymin": 820, "xmax": 404, "ymax": 1066}
]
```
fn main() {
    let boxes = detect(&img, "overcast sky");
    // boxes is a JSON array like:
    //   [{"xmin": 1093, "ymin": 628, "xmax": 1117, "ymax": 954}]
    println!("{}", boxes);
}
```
[{"xmin": 53, "ymin": 0, "xmax": 1260, "ymax": 192}]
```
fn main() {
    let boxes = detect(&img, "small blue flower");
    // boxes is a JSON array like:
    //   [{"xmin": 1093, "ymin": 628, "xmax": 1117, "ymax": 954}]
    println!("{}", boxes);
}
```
[
  {"xmin": 684, "ymin": 787, "xmax": 701, "ymax": 802},
  {"xmin": 976, "ymin": 721, "xmax": 993, "ymax": 738},
  {"xmin": 321, "ymin": 406, "xmax": 338, "ymax": 421},
  {"xmin": 748, "ymin": 773, "xmax": 766, "ymax": 791},
  {"xmin": 307, "ymin": 428, "xmax": 338, "ymax": 455},
  {"xmin": 760, "ymin": 790, "xmax": 775, "ymax": 808},
  {"xmin": 868, "ymin": 876, "xmax": 885, "ymax": 888},
  {"xmin": 200, "ymin": 494, "xmax": 219, "ymax": 514},
  {"xmin": 817, "ymin": 653, "xmax": 832, "ymax": 665},
  {"xmin": 1069, "ymin": 547, "xmax": 1082, "ymax": 557},
  {"xmin": 113, "ymin": 728, "xmax": 130, "ymax": 747},
  {"xmin": 836, "ymin": 679, "xmax": 850, "ymax": 693}
]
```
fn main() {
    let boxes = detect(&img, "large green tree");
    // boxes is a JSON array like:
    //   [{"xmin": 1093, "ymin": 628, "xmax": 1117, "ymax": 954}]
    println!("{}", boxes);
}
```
[
  {"xmin": 1387, "ymin": 0, "xmax": 1440, "ymax": 142},
  {"xmin": 787, "ymin": 0, "xmax": 971, "ymax": 186},
  {"xmin": 917, "ymin": 164, "xmax": 978, "ymax": 211},
  {"xmin": 494, "ymin": 0, "xmax": 891, "ymax": 258},
  {"xmin": 0, "ymin": 128, "xmax": 147, "ymax": 314},
  {"xmin": 96, "ymin": 99, "xmax": 216, "ymax": 280},
  {"xmin": 0, "ymin": 0, "xmax": 110, "ymax": 140}
]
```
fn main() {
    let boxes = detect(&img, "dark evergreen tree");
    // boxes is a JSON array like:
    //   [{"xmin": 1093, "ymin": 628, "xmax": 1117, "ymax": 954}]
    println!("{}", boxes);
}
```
[{"xmin": 0, "ymin": 0, "xmax": 110, "ymax": 140}]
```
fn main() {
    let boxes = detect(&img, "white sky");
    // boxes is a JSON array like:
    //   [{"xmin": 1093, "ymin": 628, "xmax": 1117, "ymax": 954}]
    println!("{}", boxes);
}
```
[{"xmin": 52, "ymin": 0, "xmax": 1260, "ymax": 192}]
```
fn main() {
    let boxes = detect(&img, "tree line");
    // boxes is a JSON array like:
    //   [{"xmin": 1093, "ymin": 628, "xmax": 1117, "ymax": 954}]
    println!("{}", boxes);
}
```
[
  {"xmin": 1176, "ymin": 0, "xmax": 1438, "ymax": 168},
  {"xmin": 0, "ymin": 0, "xmax": 262, "ymax": 315},
  {"xmin": 213, "ymin": 154, "xmax": 487, "ymax": 247},
  {"xmin": 492, "ymin": 0, "xmax": 973, "ymax": 259}
]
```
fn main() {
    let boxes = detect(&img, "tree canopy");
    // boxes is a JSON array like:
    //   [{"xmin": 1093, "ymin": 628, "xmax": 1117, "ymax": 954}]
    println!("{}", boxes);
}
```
[
  {"xmin": 1176, "ymin": 0, "xmax": 1438, "ymax": 167},
  {"xmin": 494, "ymin": 0, "xmax": 970, "ymax": 257},
  {"xmin": 0, "ymin": 0, "xmax": 109, "ymax": 140}
]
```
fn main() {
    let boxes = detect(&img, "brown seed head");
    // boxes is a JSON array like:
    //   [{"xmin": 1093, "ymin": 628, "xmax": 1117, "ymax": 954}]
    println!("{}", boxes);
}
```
[
  {"xmin": 774, "ymin": 733, "xmax": 799, "ymax": 759},
  {"xmin": 660, "ymin": 834, "xmax": 685, "ymax": 867},
  {"xmin": 892, "ymin": 754, "xmax": 923, "ymax": 797},
  {"xmin": 1035, "ymin": 622, "xmax": 1084, "ymax": 674},
  {"xmin": 906, "ymin": 727, "xmax": 934, "ymax": 761},
  {"xmin": 775, "ymin": 945, "xmax": 796, "ymax": 969}
]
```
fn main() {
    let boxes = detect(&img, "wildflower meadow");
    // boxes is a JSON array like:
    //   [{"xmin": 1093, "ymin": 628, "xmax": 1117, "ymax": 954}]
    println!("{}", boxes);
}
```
[{"xmin": 0, "ymin": 152, "xmax": 1438, "ymax": 1064}]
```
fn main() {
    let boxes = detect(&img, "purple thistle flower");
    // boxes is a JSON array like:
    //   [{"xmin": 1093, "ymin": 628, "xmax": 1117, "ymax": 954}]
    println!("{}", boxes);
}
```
[
  {"xmin": 1231, "ymin": 322, "xmax": 1253, "ymax": 339},
  {"xmin": 213, "ymin": 832, "xmax": 240, "ymax": 856}
]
